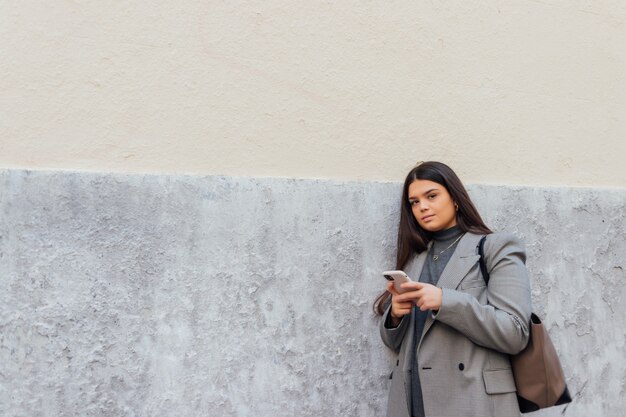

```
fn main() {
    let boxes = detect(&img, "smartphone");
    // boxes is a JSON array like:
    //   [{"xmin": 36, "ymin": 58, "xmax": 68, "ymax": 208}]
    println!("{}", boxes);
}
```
[{"xmin": 383, "ymin": 270, "xmax": 413, "ymax": 294}]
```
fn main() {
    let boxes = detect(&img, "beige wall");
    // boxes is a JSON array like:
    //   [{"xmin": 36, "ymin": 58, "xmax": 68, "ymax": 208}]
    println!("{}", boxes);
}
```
[{"xmin": 1, "ymin": 1, "xmax": 625, "ymax": 187}]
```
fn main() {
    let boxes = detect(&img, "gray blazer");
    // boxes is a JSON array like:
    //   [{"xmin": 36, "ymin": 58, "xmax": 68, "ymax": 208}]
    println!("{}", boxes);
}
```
[{"xmin": 380, "ymin": 232, "xmax": 532, "ymax": 417}]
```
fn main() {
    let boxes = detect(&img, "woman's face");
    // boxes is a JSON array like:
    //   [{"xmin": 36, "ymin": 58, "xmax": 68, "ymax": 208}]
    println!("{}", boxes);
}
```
[{"xmin": 408, "ymin": 179, "xmax": 458, "ymax": 232}]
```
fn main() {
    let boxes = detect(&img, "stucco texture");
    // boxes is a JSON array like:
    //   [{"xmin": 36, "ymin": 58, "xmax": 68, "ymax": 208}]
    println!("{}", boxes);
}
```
[{"xmin": 0, "ymin": 169, "xmax": 624, "ymax": 416}]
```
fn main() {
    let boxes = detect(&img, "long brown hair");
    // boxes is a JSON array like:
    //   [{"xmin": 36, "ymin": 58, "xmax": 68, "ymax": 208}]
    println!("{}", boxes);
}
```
[{"xmin": 373, "ymin": 161, "xmax": 492, "ymax": 315}]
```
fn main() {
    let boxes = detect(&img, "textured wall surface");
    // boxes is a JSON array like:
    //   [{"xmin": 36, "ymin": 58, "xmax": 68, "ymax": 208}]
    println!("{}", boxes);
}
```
[
  {"xmin": 0, "ymin": 169, "xmax": 624, "ymax": 417},
  {"xmin": 2, "ymin": 1, "xmax": 626, "ymax": 186}
]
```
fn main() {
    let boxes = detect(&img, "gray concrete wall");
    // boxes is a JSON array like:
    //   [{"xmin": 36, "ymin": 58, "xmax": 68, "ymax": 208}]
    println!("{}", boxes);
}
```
[{"xmin": 0, "ymin": 169, "xmax": 624, "ymax": 417}]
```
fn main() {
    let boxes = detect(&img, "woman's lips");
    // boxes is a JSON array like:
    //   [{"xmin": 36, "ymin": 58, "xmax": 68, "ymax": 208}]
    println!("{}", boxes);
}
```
[{"xmin": 422, "ymin": 215, "xmax": 435, "ymax": 221}]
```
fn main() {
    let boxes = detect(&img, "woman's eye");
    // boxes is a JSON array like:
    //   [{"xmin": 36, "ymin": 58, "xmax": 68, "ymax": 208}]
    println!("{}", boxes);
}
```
[
  {"xmin": 410, "ymin": 200, "xmax": 419, "ymax": 206},
  {"xmin": 428, "ymin": 194, "xmax": 436, "ymax": 199}
]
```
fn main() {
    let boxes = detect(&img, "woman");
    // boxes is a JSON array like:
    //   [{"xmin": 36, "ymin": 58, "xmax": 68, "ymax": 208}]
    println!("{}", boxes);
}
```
[{"xmin": 373, "ymin": 161, "xmax": 532, "ymax": 417}]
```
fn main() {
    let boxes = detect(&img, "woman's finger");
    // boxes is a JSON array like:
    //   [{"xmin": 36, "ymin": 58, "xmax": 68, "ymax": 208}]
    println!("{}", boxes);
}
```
[
  {"xmin": 400, "ymin": 281, "xmax": 424, "ymax": 291},
  {"xmin": 396, "ymin": 290, "xmax": 420, "ymax": 303},
  {"xmin": 386, "ymin": 282, "xmax": 400, "ymax": 296},
  {"xmin": 396, "ymin": 305, "xmax": 413, "ymax": 314}
]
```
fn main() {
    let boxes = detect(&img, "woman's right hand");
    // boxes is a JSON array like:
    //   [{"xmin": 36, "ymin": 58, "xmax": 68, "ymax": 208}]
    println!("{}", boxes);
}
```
[{"xmin": 386, "ymin": 282, "xmax": 413, "ymax": 326}]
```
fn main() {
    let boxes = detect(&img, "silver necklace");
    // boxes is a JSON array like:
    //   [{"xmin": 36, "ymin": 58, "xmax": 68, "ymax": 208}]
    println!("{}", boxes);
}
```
[{"xmin": 432, "ymin": 233, "xmax": 465, "ymax": 260}]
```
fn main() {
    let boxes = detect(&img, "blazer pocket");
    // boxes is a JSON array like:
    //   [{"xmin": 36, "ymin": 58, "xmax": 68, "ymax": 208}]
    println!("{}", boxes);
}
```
[{"xmin": 483, "ymin": 369, "xmax": 517, "ymax": 394}]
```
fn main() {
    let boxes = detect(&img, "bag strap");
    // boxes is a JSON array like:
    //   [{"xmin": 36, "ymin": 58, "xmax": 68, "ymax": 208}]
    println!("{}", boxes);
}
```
[{"xmin": 478, "ymin": 235, "xmax": 490, "ymax": 285}]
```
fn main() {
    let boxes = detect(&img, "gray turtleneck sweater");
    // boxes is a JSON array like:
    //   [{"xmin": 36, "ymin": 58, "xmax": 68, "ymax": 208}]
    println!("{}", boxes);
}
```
[{"xmin": 410, "ymin": 225, "xmax": 464, "ymax": 417}]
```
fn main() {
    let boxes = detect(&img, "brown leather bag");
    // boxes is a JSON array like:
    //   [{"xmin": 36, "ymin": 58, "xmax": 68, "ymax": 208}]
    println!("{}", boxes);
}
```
[{"xmin": 478, "ymin": 236, "xmax": 572, "ymax": 413}]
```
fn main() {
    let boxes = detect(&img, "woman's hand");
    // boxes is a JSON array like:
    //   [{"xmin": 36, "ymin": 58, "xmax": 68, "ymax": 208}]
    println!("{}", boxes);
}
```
[
  {"xmin": 386, "ymin": 282, "xmax": 414, "ymax": 324},
  {"xmin": 394, "ymin": 281, "xmax": 443, "ymax": 312}
]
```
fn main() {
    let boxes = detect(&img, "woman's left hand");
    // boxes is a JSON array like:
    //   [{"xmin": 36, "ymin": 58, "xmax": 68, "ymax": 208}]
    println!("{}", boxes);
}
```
[{"xmin": 397, "ymin": 282, "xmax": 443, "ymax": 312}]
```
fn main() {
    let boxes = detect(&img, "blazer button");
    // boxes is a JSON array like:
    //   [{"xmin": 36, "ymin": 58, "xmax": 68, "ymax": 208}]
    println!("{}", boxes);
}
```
[{"xmin": 458, "ymin": 363, "xmax": 465, "ymax": 371}]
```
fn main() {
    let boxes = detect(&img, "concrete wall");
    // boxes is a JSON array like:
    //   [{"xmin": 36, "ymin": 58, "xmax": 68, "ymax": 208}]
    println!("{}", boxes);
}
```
[
  {"xmin": 1, "ymin": 169, "xmax": 624, "ymax": 416},
  {"xmin": 2, "ymin": 1, "xmax": 626, "ymax": 187}
]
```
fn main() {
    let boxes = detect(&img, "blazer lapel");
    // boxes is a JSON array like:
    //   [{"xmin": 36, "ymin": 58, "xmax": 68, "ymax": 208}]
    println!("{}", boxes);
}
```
[
  {"xmin": 418, "ymin": 233, "xmax": 482, "ymax": 348},
  {"xmin": 436, "ymin": 233, "xmax": 482, "ymax": 290},
  {"xmin": 405, "ymin": 243, "xmax": 430, "ymax": 282},
  {"xmin": 399, "ymin": 245, "xmax": 430, "ymax": 377}
]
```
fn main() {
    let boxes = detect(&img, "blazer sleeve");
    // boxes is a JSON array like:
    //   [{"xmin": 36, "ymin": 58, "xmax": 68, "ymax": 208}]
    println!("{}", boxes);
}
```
[
  {"xmin": 379, "ymin": 299, "xmax": 411, "ymax": 354},
  {"xmin": 432, "ymin": 232, "xmax": 532, "ymax": 355}
]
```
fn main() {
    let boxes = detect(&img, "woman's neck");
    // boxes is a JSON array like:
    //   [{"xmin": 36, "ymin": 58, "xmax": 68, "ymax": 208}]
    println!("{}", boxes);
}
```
[{"xmin": 429, "ymin": 224, "xmax": 463, "ymax": 241}]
